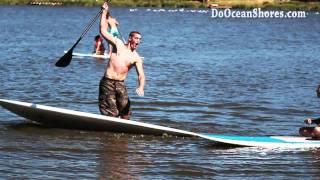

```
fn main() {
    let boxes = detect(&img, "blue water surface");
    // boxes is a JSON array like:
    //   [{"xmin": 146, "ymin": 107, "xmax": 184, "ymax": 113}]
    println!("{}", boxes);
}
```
[{"xmin": 0, "ymin": 6, "xmax": 320, "ymax": 179}]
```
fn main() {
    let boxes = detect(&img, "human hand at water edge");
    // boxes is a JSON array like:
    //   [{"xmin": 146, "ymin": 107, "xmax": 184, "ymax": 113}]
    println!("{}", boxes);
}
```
[{"xmin": 136, "ymin": 87, "xmax": 144, "ymax": 97}]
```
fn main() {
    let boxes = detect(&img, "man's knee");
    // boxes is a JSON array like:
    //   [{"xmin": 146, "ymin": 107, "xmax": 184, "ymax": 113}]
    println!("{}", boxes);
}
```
[
  {"xmin": 99, "ymin": 109, "xmax": 118, "ymax": 117},
  {"xmin": 99, "ymin": 104, "xmax": 119, "ymax": 117}
]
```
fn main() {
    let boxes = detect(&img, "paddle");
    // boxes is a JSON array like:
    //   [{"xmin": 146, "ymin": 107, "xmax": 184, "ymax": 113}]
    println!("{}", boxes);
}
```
[{"xmin": 55, "ymin": 0, "xmax": 110, "ymax": 67}]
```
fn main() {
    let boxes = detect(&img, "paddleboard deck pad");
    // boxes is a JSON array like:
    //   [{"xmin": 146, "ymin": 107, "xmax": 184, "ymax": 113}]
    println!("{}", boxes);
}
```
[
  {"xmin": 0, "ymin": 99, "xmax": 196, "ymax": 137},
  {"xmin": 199, "ymin": 134, "xmax": 320, "ymax": 148}
]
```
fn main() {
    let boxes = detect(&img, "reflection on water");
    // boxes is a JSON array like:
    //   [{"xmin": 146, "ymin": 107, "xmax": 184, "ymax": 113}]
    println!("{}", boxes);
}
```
[
  {"xmin": 0, "ymin": 6, "xmax": 320, "ymax": 179},
  {"xmin": 98, "ymin": 135, "xmax": 134, "ymax": 179}
]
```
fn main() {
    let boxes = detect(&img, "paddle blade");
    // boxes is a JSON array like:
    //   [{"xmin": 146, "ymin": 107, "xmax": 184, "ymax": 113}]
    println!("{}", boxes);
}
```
[{"xmin": 55, "ymin": 49, "xmax": 73, "ymax": 67}]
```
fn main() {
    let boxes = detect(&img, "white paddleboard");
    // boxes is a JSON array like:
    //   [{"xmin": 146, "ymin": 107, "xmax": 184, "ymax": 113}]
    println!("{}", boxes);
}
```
[
  {"xmin": 2, "ymin": 99, "xmax": 320, "ymax": 148},
  {"xmin": 199, "ymin": 134, "xmax": 320, "ymax": 148},
  {"xmin": 0, "ymin": 99, "xmax": 196, "ymax": 137},
  {"xmin": 65, "ymin": 51, "xmax": 144, "ymax": 60},
  {"xmin": 64, "ymin": 51, "xmax": 110, "ymax": 59}
]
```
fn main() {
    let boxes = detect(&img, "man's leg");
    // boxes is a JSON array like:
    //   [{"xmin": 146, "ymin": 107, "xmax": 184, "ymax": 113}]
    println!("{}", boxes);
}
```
[
  {"xmin": 119, "ymin": 99, "xmax": 131, "ymax": 120},
  {"xmin": 116, "ymin": 82, "xmax": 131, "ymax": 120},
  {"xmin": 99, "ymin": 78, "xmax": 119, "ymax": 117}
]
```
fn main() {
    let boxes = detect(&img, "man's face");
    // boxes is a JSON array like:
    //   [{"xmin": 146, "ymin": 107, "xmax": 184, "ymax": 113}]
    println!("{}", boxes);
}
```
[{"xmin": 129, "ymin": 33, "xmax": 142, "ymax": 51}]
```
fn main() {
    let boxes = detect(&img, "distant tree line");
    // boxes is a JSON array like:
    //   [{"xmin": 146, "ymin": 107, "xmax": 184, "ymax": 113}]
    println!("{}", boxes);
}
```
[{"xmin": 0, "ymin": 0, "xmax": 320, "ymax": 10}]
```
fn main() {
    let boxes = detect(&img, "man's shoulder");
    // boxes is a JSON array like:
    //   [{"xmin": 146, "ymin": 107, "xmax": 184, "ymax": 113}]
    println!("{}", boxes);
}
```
[
  {"xmin": 114, "ymin": 38, "xmax": 125, "ymax": 47},
  {"xmin": 133, "ymin": 51, "xmax": 140, "ymax": 56},
  {"xmin": 127, "ymin": 53, "xmax": 141, "ymax": 65},
  {"xmin": 133, "ymin": 51, "xmax": 143, "ymax": 61}
]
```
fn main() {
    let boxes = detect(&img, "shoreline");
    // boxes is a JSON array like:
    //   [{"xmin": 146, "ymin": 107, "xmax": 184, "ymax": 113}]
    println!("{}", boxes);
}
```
[{"xmin": 0, "ymin": 0, "xmax": 319, "ymax": 11}]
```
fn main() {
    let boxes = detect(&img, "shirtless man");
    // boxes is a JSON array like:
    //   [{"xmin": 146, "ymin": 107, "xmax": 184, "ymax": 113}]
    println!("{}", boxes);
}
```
[{"xmin": 98, "ymin": 2, "xmax": 145, "ymax": 120}]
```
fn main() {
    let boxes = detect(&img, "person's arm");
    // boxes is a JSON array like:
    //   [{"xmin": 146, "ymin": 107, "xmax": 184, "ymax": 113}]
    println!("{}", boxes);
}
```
[
  {"xmin": 95, "ymin": 40, "xmax": 101, "ymax": 53},
  {"xmin": 100, "ymin": 3, "xmax": 120, "ymax": 46},
  {"xmin": 135, "ymin": 57, "xmax": 145, "ymax": 97}
]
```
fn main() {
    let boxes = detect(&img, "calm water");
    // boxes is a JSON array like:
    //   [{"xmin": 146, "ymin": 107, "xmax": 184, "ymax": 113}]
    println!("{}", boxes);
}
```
[{"xmin": 0, "ymin": 5, "xmax": 320, "ymax": 179}]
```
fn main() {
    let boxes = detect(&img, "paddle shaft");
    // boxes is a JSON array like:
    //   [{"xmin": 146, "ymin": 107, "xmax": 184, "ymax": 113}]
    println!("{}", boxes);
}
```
[
  {"xmin": 69, "ymin": 7, "xmax": 105, "ymax": 54},
  {"xmin": 67, "ymin": 9, "xmax": 103, "ymax": 53},
  {"xmin": 55, "ymin": 0, "xmax": 110, "ymax": 67}
]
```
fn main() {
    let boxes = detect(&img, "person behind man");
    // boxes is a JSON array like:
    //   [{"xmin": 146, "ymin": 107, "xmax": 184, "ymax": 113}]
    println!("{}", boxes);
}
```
[
  {"xmin": 93, "ymin": 35, "xmax": 106, "ymax": 55},
  {"xmin": 106, "ymin": 11, "xmax": 120, "ymax": 38},
  {"xmin": 106, "ymin": 11, "xmax": 121, "ymax": 56},
  {"xmin": 98, "ymin": 2, "xmax": 145, "ymax": 120},
  {"xmin": 299, "ymin": 118, "xmax": 320, "ymax": 139},
  {"xmin": 299, "ymin": 86, "xmax": 320, "ymax": 139}
]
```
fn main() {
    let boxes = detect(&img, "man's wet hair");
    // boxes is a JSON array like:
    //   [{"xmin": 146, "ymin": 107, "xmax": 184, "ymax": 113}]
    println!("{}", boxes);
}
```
[{"xmin": 129, "ymin": 31, "xmax": 141, "ymax": 38}]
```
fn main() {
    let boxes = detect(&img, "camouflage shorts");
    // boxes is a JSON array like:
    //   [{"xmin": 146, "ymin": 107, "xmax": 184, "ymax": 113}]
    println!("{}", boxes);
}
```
[{"xmin": 99, "ymin": 77, "xmax": 131, "ymax": 117}]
